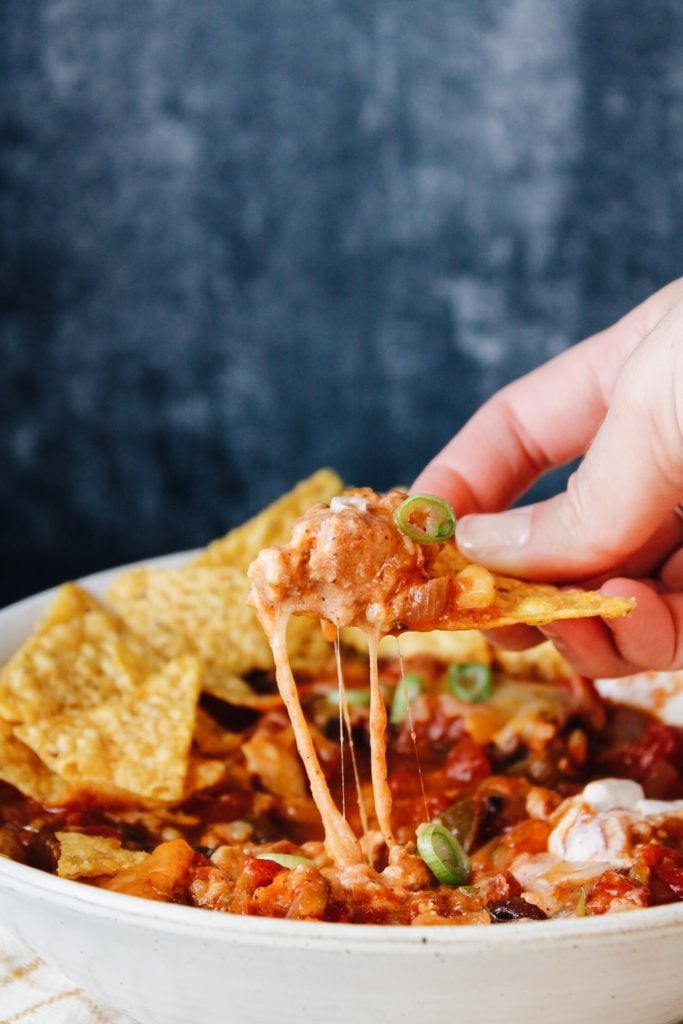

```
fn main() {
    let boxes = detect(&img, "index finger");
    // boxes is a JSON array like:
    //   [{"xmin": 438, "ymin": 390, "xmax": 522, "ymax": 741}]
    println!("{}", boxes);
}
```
[{"xmin": 413, "ymin": 280, "xmax": 683, "ymax": 515}]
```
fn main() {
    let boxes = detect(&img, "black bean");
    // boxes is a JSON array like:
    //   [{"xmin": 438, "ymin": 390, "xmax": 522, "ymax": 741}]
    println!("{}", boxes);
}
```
[{"xmin": 488, "ymin": 897, "xmax": 547, "ymax": 922}]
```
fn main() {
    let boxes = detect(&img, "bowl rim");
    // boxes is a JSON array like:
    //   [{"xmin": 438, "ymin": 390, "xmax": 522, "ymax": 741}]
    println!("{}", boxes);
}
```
[
  {"xmin": 3, "ymin": 551, "xmax": 683, "ymax": 950},
  {"xmin": 3, "ymin": 851, "xmax": 683, "ymax": 949}
]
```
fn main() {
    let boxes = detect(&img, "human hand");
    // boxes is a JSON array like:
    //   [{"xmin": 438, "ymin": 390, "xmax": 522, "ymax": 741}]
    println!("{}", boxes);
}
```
[{"xmin": 413, "ymin": 278, "xmax": 683, "ymax": 678}]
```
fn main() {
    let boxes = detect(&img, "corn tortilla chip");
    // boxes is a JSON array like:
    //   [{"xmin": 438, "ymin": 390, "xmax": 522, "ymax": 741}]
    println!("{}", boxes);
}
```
[
  {"xmin": 424, "ymin": 544, "xmax": 635, "ymax": 631},
  {"xmin": 193, "ymin": 469, "xmax": 343, "ymax": 571},
  {"xmin": 108, "ymin": 566, "xmax": 274, "ymax": 674},
  {"xmin": 286, "ymin": 616, "xmax": 335, "ymax": 673},
  {"xmin": 193, "ymin": 707, "xmax": 243, "ymax": 756},
  {"xmin": 16, "ymin": 656, "xmax": 201, "ymax": 802},
  {"xmin": 0, "ymin": 583, "xmax": 162, "ymax": 724},
  {"xmin": 109, "ymin": 565, "xmax": 331, "ymax": 704},
  {"xmin": 56, "ymin": 832, "xmax": 148, "ymax": 879},
  {"xmin": 341, "ymin": 627, "xmax": 491, "ymax": 664},
  {"xmin": 0, "ymin": 720, "xmax": 72, "ymax": 804},
  {"xmin": 200, "ymin": 671, "xmax": 282, "ymax": 709},
  {"xmin": 493, "ymin": 641, "xmax": 574, "ymax": 681}
]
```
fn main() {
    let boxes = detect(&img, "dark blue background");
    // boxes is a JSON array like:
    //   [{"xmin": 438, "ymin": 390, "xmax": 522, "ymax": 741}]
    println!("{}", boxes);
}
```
[{"xmin": 2, "ymin": 1, "xmax": 683, "ymax": 604}]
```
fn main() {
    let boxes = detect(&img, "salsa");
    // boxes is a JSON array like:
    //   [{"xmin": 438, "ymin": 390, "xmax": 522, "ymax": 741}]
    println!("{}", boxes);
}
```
[{"xmin": 3, "ymin": 649, "xmax": 683, "ymax": 926}]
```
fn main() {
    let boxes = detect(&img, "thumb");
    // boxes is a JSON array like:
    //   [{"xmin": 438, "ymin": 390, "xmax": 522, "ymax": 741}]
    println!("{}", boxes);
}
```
[{"xmin": 455, "ymin": 305, "xmax": 683, "ymax": 580}]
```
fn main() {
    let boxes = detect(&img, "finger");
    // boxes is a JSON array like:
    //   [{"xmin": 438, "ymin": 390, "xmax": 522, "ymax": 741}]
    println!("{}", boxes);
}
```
[
  {"xmin": 413, "ymin": 334, "xmax": 615, "ymax": 515},
  {"xmin": 606, "ymin": 512, "xmax": 683, "ymax": 580},
  {"xmin": 413, "ymin": 278, "xmax": 683, "ymax": 515},
  {"xmin": 539, "ymin": 618, "xmax": 631, "ymax": 679},
  {"xmin": 600, "ymin": 577, "xmax": 683, "ymax": 670},
  {"xmin": 455, "ymin": 301, "xmax": 683, "ymax": 578},
  {"xmin": 480, "ymin": 624, "xmax": 545, "ymax": 651},
  {"xmin": 658, "ymin": 541, "xmax": 683, "ymax": 590},
  {"xmin": 564, "ymin": 511, "xmax": 683, "ymax": 589},
  {"xmin": 541, "ymin": 578, "xmax": 683, "ymax": 677}
]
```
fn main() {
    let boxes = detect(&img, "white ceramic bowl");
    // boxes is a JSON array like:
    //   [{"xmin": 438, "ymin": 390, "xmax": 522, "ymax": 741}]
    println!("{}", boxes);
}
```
[{"xmin": 1, "ymin": 559, "xmax": 683, "ymax": 1024}]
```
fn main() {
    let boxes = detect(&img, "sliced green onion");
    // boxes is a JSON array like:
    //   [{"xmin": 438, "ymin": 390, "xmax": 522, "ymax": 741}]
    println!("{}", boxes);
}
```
[
  {"xmin": 416, "ymin": 822, "xmax": 470, "ymax": 886},
  {"xmin": 325, "ymin": 688, "xmax": 371, "ymax": 707},
  {"xmin": 255, "ymin": 852, "xmax": 315, "ymax": 869},
  {"xmin": 390, "ymin": 673, "xmax": 423, "ymax": 724},
  {"xmin": 447, "ymin": 663, "xmax": 493, "ymax": 703},
  {"xmin": 394, "ymin": 494, "xmax": 456, "ymax": 544}
]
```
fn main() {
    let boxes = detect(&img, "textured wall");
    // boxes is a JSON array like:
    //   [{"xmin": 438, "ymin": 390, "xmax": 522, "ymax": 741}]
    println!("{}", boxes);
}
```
[{"xmin": 2, "ymin": 0, "xmax": 683, "ymax": 603}]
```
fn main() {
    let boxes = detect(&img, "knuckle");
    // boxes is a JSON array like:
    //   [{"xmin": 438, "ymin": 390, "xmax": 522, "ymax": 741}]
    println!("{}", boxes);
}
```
[{"xmin": 559, "ymin": 470, "xmax": 622, "ymax": 565}]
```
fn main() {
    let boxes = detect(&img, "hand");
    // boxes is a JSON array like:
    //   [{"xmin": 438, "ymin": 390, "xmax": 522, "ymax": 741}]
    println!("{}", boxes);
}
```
[{"xmin": 413, "ymin": 277, "xmax": 683, "ymax": 678}]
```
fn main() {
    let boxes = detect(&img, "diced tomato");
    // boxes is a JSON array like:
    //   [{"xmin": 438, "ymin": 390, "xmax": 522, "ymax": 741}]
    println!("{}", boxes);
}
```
[
  {"xmin": 637, "ymin": 844, "xmax": 683, "ymax": 901},
  {"xmin": 586, "ymin": 870, "xmax": 649, "ymax": 915},
  {"xmin": 443, "ymin": 736, "xmax": 491, "ymax": 786},
  {"xmin": 625, "ymin": 723, "xmax": 683, "ymax": 778},
  {"xmin": 654, "ymin": 862, "xmax": 683, "ymax": 899},
  {"xmin": 243, "ymin": 856, "xmax": 284, "ymax": 888}
]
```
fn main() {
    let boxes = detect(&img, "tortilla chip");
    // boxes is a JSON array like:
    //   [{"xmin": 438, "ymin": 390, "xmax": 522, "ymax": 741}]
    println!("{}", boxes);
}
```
[
  {"xmin": 108, "ymin": 565, "xmax": 273, "ymax": 672},
  {"xmin": 493, "ymin": 641, "xmax": 574, "ymax": 681},
  {"xmin": 341, "ymin": 627, "xmax": 491, "ymax": 664},
  {"xmin": 16, "ymin": 656, "xmax": 201, "ymax": 802},
  {"xmin": 200, "ymin": 671, "xmax": 281, "ymax": 709},
  {"xmin": 426, "ymin": 544, "xmax": 635, "ymax": 631},
  {"xmin": 192, "ymin": 469, "xmax": 343, "ymax": 571},
  {"xmin": 109, "ymin": 565, "xmax": 330, "ymax": 704},
  {"xmin": 183, "ymin": 756, "xmax": 227, "ymax": 796},
  {"xmin": 193, "ymin": 708, "xmax": 242, "ymax": 756},
  {"xmin": 0, "ymin": 720, "xmax": 71, "ymax": 804},
  {"xmin": 286, "ymin": 616, "xmax": 334, "ymax": 673},
  {"xmin": 0, "ymin": 583, "xmax": 162, "ymax": 724},
  {"xmin": 56, "ymin": 831, "xmax": 148, "ymax": 879}
]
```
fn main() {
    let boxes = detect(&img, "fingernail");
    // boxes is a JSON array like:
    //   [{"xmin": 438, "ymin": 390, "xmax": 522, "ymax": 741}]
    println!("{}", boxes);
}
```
[{"xmin": 456, "ymin": 508, "xmax": 532, "ymax": 558}]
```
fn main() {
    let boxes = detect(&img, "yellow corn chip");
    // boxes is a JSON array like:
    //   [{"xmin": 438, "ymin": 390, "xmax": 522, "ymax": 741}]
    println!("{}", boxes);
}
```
[
  {"xmin": 108, "ymin": 565, "xmax": 273, "ymax": 672},
  {"xmin": 200, "ymin": 671, "xmax": 282, "ymax": 709},
  {"xmin": 192, "ymin": 469, "xmax": 343, "ymax": 571},
  {"xmin": 0, "ymin": 720, "xmax": 71, "ymax": 804},
  {"xmin": 56, "ymin": 832, "xmax": 148, "ymax": 879},
  {"xmin": 286, "ymin": 616, "xmax": 335, "ymax": 674},
  {"xmin": 109, "ymin": 565, "xmax": 331, "ymax": 704},
  {"xmin": 183, "ymin": 756, "xmax": 227, "ymax": 796},
  {"xmin": 493, "ymin": 641, "xmax": 574, "ymax": 681},
  {"xmin": 193, "ymin": 708, "xmax": 242, "ymax": 756},
  {"xmin": 16, "ymin": 656, "xmax": 201, "ymax": 802},
  {"xmin": 0, "ymin": 583, "xmax": 162, "ymax": 724},
  {"xmin": 340, "ymin": 627, "xmax": 491, "ymax": 664},
  {"xmin": 424, "ymin": 544, "xmax": 634, "ymax": 631}
]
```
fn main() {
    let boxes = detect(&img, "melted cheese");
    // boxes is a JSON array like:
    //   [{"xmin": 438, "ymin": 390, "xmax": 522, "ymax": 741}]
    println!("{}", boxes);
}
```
[
  {"xmin": 267, "ymin": 609, "xmax": 363, "ymax": 867},
  {"xmin": 366, "ymin": 631, "xmax": 395, "ymax": 848}
]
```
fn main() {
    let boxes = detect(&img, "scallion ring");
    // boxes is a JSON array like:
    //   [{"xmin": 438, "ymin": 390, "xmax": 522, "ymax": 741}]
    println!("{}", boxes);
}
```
[
  {"xmin": 255, "ymin": 852, "xmax": 315, "ymax": 869},
  {"xmin": 390, "ymin": 673, "xmax": 423, "ymax": 724},
  {"xmin": 416, "ymin": 823, "xmax": 470, "ymax": 886},
  {"xmin": 393, "ymin": 494, "xmax": 456, "ymax": 544},
  {"xmin": 447, "ymin": 663, "xmax": 493, "ymax": 703}
]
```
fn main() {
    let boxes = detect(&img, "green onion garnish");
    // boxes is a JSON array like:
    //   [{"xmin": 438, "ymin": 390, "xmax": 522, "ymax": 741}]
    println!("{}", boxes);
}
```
[
  {"xmin": 325, "ymin": 689, "xmax": 371, "ymax": 707},
  {"xmin": 416, "ymin": 822, "xmax": 470, "ymax": 886},
  {"xmin": 255, "ymin": 852, "xmax": 315, "ymax": 869},
  {"xmin": 393, "ymin": 494, "xmax": 456, "ymax": 544},
  {"xmin": 447, "ymin": 663, "xmax": 493, "ymax": 703},
  {"xmin": 390, "ymin": 673, "xmax": 423, "ymax": 724}
]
